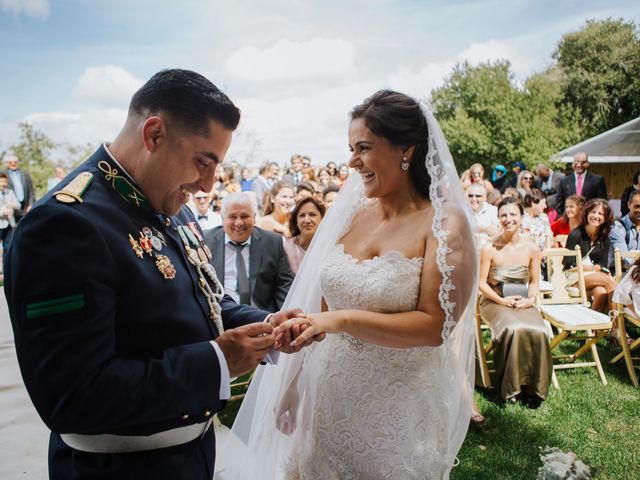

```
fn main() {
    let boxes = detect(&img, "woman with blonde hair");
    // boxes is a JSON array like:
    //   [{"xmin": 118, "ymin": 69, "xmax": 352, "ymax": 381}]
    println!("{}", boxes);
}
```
[{"xmin": 256, "ymin": 180, "xmax": 295, "ymax": 237}]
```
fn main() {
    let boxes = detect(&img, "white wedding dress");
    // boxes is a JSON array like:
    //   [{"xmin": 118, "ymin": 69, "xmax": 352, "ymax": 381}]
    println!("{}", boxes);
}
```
[
  {"xmin": 214, "ymin": 107, "xmax": 476, "ymax": 480},
  {"xmin": 283, "ymin": 244, "xmax": 450, "ymax": 479}
]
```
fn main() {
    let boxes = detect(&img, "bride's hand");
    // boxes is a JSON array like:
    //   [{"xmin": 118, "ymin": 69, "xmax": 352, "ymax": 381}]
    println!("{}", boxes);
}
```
[
  {"xmin": 276, "ymin": 312, "xmax": 340, "ymax": 348},
  {"xmin": 274, "ymin": 385, "xmax": 300, "ymax": 435}
]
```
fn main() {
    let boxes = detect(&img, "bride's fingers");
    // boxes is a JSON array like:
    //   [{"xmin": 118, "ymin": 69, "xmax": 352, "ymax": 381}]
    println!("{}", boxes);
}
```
[{"xmin": 290, "ymin": 326, "xmax": 318, "ymax": 347}]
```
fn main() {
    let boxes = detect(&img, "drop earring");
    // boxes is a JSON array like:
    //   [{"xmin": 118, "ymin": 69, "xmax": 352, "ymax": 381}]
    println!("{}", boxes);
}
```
[{"xmin": 400, "ymin": 156, "xmax": 409, "ymax": 171}]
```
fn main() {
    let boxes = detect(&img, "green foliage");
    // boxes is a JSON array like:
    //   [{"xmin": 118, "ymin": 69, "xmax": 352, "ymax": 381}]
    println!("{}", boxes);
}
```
[
  {"xmin": 6, "ymin": 123, "xmax": 96, "ymax": 199},
  {"xmin": 10, "ymin": 122, "xmax": 56, "ymax": 198},
  {"xmin": 553, "ymin": 18, "xmax": 640, "ymax": 139},
  {"xmin": 430, "ymin": 61, "xmax": 582, "ymax": 174}
]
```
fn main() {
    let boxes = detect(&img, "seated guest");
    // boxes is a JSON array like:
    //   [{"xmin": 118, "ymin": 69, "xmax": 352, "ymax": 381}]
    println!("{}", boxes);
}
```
[
  {"xmin": 316, "ymin": 167, "xmax": 334, "ymax": 189},
  {"xmin": 467, "ymin": 183, "xmax": 499, "ymax": 241},
  {"xmin": 502, "ymin": 187, "xmax": 522, "ymax": 202},
  {"xmin": 516, "ymin": 170, "xmax": 534, "ymax": 199},
  {"xmin": 190, "ymin": 191, "xmax": 222, "ymax": 231},
  {"xmin": 613, "ymin": 256, "xmax": 640, "ymax": 317},
  {"xmin": 522, "ymin": 189, "xmax": 552, "ymax": 251},
  {"xmin": 610, "ymin": 190, "xmax": 640, "ymax": 272},
  {"xmin": 479, "ymin": 197, "xmax": 552, "ymax": 406},
  {"xmin": 240, "ymin": 167, "xmax": 253, "ymax": 191},
  {"xmin": 564, "ymin": 198, "xmax": 616, "ymax": 314},
  {"xmin": 491, "ymin": 164, "xmax": 509, "ymax": 193},
  {"xmin": 464, "ymin": 163, "xmax": 494, "ymax": 193},
  {"xmin": 551, "ymin": 195, "xmax": 584, "ymax": 237},
  {"xmin": 283, "ymin": 197, "xmax": 326, "ymax": 275},
  {"xmin": 620, "ymin": 169, "xmax": 640, "ymax": 217},
  {"xmin": 256, "ymin": 180, "xmax": 295, "ymax": 237},
  {"xmin": 486, "ymin": 188, "xmax": 502, "ymax": 207},
  {"xmin": 322, "ymin": 185, "xmax": 340, "ymax": 210},
  {"xmin": 336, "ymin": 163, "xmax": 350, "ymax": 187},
  {"xmin": 205, "ymin": 192, "xmax": 293, "ymax": 312},
  {"xmin": 295, "ymin": 182, "xmax": 315, "ymax": 202}
]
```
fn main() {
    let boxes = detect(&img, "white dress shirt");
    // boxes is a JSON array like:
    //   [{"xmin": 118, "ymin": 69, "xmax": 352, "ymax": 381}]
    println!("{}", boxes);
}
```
[
  {"xmin": 223, "ymin": 233, "xmax": 252, "ymax": 304},
  {"xmin": 473, "ymin": 203, "xmax": 499, "ymax": 230}
]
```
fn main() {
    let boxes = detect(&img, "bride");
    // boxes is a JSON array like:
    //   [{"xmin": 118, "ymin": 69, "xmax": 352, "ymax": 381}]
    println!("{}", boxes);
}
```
[{"xmin": 215, "ymin": 90, "xmax": 478, "ymax": 479}]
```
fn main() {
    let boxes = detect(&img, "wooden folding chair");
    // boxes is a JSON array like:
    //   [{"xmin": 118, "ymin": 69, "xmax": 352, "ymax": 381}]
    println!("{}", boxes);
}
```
[
  {"xmin": 554, "ymin": 234, "xmax": 568, "ymax": 248},
  {"xmin": 229, "ymin": 370, "xmax": 256, "ymax": 402},
  {"xmin": 610, "ymin": 249, "xmax": 640, "ymax": 388},
  {"xmin": 539, "ymin": 247, "xmax": 612, "ymax": 385},
  {"xmin": 475, "ymin": 294, "xmax": 494, "ymax": 389}
]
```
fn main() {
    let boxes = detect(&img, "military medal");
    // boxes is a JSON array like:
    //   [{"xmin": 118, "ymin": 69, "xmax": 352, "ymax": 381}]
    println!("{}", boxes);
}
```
[
  {"xmin": 150, "ymin": 236, "xmax": 163, "ymax": 251},
  {"xmin": 197, "ymin": 247, "xmax": 208, "ymax": 264},
  {"xmin": 129, "ymin": 234, "xmax": 143, "ymax": 258},
  {"xmin": 155, "ymin": 255, "xmax": 176, "ymax": 280},
  {"xmin": 138, "ymin": 233, "xmax": 153, "ymax": 255},
  {"xmin": 142, "ymin": 226, "xmax": 152, "ymax": 238}
]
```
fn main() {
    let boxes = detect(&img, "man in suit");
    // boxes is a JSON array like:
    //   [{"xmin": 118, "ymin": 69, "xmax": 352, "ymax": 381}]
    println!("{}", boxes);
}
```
[
  {"xmin": 3, "ymin": 154, "xmax": 36, "ymax": 222},
  {"xmin": 283, "ymin": 154, "xmax": 304, "ymax": 187},
  {"xmin": 534, "ymin": 163, "xmax": 565, "ymax": 211},
  {"xmin": 206, "ymin": 192, "xmax": 293, "ymax": 312},
  {"xmin": 555, "ymin": 152, "xmax": 608, "ymax": 215},
  {"xmin": 190, "ymin": 190, "xmax": 222, "ymax": 231},
  {"xmin": 250, "ymin": 163, "xmax": 272, "ymax": 212},
  {"xmin": 4, "ymin": 69, "xmax": 315, "ymax": 480}
]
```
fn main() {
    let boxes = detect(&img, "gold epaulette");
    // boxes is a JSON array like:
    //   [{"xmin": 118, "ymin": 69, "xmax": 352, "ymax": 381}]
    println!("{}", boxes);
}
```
[{"xmin": 54, "ymin": 172, "xmax": 93, "ymax": 204}]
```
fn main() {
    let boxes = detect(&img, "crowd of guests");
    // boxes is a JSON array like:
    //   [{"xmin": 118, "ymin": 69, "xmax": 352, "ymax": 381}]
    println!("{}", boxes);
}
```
[
  {"xmin": 468, "ymin": 151, "xmax": 640, "ymax": 424},
  {"xmin": 187, "ymin": 154, "xmax": 349, "ymax": 315}
]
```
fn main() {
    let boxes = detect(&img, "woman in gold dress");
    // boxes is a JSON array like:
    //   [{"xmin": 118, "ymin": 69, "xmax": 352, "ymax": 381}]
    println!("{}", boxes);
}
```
[{"xmin": 479, "ymin": 196, "xmax": 552, "ymax": 406}]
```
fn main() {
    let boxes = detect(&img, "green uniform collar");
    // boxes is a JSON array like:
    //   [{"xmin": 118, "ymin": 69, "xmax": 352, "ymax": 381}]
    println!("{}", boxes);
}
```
[{"xmin": 99, "ymin": 145, "xmax": 153, "ymax": 212}]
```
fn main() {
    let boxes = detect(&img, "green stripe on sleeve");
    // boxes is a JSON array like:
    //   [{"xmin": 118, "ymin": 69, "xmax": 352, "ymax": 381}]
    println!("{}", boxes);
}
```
[{"xmin": 26, "ymin": 294, "xmax": 85, "ymax": 319}]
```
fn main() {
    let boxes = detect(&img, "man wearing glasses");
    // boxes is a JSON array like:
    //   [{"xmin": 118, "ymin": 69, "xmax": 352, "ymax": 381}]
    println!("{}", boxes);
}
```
[
  {"xmin": 190, "ymin": 191, "xmax": 222, "ymax": 231},
  {"xmin": 467, "ymin": 183, "xmax": 499, "ymax": 245},
  {"xmin": 555, "ymin": 152, "xmax": 607, "ymax": 215}
]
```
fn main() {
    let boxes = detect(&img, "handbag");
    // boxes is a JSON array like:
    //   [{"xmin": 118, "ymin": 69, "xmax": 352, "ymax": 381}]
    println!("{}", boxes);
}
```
[{"xmin": 500, "ymin": 282, "xmax": 529, "ymax": 298}]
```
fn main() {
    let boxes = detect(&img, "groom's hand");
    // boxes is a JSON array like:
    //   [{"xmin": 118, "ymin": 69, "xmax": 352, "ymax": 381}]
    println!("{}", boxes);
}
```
[{"xmin": 215, "ymin": 323, "xmax": 275, "ymax": 377}]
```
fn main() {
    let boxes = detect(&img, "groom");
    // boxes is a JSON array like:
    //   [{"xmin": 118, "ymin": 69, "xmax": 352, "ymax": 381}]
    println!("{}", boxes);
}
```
[{"xmin": 4, "ymin": 69, "xmax": 316, "ymax": 479}]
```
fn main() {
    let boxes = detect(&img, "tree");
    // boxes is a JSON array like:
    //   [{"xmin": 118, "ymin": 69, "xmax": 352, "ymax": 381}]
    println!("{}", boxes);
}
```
[
  {"xmin": 553, "ymin": 18, "xmax": 640, "ymax": 138},
  {"xmin": 10, "ymin": 122, "xmax": 56, "ymax": 198},
  {"xmin": 429, "ymin": 61, "xmax": 581, "ymax": 173}
]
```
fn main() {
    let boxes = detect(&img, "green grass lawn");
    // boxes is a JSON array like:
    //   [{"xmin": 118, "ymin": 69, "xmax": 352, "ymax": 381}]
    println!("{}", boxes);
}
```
[{"xmin": 219, "ymin": 339, "xmax": 639, "ymax": 479}]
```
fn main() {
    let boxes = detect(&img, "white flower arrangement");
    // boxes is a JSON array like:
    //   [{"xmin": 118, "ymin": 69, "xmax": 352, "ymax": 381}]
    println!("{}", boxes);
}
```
[{"xmin": 537, "ymin": 447, "xmax": 593, "ymax": 479}]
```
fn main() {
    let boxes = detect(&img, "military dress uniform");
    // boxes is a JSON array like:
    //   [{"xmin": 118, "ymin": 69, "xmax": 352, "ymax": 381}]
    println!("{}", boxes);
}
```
[{"xmin": 4, "ymin": 145, "xmax": 268, "ymax": 479}]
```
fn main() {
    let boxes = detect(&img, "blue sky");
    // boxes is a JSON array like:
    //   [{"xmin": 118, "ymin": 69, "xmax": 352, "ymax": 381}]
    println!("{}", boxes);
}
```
[{"xmin": 1, "ymin": 0, "xmax": 639, "ymax": 166}]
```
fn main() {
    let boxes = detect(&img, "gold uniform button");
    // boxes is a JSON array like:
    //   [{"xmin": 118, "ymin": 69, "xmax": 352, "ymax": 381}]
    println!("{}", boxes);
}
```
[
  {"xmin": 164, "ymin": 218, "xmax": 171, "ymax": 228},
  {"xmin": 180, "ymin": 413, "xmax": 190, "ymax": 420},
  {"xmin": 203, "ymin": 409, "xmax": 212, "ymax": 417}
]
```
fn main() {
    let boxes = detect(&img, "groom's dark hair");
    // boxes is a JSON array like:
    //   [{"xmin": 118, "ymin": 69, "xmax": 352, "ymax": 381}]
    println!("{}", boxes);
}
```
[
  {"xmin": 350, "ymin": 90, "xmax": 430, "ymax": 198},
  {"xmin": 128, "ymin": 68, "xmax": 241, "ymax": 135}
]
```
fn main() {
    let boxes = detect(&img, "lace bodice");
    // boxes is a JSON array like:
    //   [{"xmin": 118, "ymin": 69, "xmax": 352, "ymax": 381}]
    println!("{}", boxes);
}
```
[
  {"xmin": 321, "ymin": 243, "xmax": 423, "ymax": 312},
  {"xmin": 285, "ymin": 244, "xmax": 451, "ymax": 479}
]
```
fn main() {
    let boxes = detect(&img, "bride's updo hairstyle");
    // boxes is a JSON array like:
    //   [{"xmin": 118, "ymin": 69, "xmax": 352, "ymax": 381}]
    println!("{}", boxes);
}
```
[{"xmin": 350, "ymin": 90, "xmax": 430, "ymax": 199}]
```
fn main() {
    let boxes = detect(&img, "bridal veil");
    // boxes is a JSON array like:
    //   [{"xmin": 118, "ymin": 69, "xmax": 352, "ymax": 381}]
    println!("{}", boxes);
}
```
[{"xmin": 214, "ymin": 104, "xmax": 478, "ymax": 480}]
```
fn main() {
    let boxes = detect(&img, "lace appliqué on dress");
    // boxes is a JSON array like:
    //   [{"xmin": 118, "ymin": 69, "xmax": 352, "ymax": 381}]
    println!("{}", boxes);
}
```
[{"xmin": 284, "ymin": 245, "xmax": 449, "ymax": 480}]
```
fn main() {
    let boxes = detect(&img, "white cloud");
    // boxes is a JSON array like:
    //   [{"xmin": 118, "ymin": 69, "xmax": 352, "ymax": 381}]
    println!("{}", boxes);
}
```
[
  {"xmin": 72, "ymin": 65, "xmax": 143, "ymax": 109},
  {"xmin": 456, "ymin": 39, "xmax": 536, "ymax": 79},
  {"xmin": 15, "ymin": 108, "xmax": 126, "ymax": 146},
  {"xmin": 1, "ymin": 0, "xmax": 49, "ymax": 19},
  {"xmin": 225, "ymin": 38, "xmax": 356, "ymax": 82}
]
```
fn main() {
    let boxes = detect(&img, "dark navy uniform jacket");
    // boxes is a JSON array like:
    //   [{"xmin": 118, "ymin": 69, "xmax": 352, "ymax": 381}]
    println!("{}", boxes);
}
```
[{"xmin": 4, "ymin": 145, "xmax": 268, "ymax": 479}]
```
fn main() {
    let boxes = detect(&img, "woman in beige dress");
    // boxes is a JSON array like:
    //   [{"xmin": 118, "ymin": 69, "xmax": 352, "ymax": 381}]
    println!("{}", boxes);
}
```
[{"xmin": 479, "ymin": 196, "xmax": 552, "ymax": 406}]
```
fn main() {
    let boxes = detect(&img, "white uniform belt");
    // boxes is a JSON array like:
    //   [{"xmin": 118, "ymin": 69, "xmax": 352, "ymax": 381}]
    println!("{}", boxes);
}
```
[{"xmin": 60, "ymin": 419, "xmax": 212, "ymax": 454}]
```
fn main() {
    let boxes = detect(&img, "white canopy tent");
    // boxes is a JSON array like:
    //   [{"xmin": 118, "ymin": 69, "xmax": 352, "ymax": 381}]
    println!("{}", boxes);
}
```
[{"xmin": 554, "ymin": 116, "xmax": 640, "ymax": 164}]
